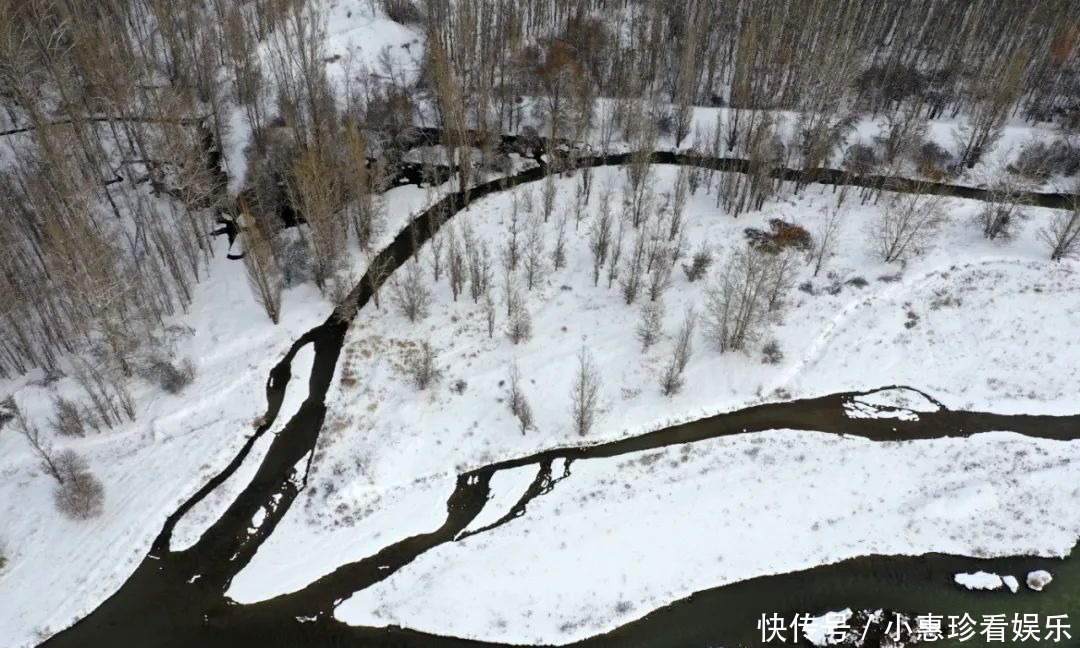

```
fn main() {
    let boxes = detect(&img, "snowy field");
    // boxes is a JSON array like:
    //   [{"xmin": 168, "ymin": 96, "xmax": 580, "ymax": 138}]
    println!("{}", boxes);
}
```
[
  {"xmin": 224, "ymin": 163, "xmax": 1080, "ymax": 641},
  {"xmin": 3, "ymin": 5, "xmax": 1080, "ymax": 647},
  {"xmin": 336, "ymin": 430, "xmax": 1080, "ymax": 644},
  {"xmin": 0, "ymin": 238, "xmax": 331, "ymax": 647}
]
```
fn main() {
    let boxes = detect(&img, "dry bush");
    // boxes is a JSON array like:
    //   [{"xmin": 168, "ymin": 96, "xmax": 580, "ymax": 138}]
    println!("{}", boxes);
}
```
[
  {"xmin": 1011, "ymin": 139, "xmax": 1080, "ymax": 180},
  {"xmin": 49, "ymin": 395, "xmax": 91, "ymax": 437},
  {"xmin": 682, "ymin": 245, "xmax": 713, "ymax": 282},
  {"xmin": 744, "ymin": 219, "xmax": 812, "ymax": 253},
  {"xmin": 406, "ymin": 341, "xmax": 441, "ymax": 390},
  {"xmin": 380, "ymin": 0, "xmax": 422, "ymax": 25},
  {"xmin": 52, "ymin": 450, "xmax": 105, "ymax": 521}
]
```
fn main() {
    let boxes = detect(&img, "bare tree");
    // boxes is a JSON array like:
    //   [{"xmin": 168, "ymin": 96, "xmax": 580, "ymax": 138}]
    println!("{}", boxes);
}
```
[
  {"xmin": 523, "ymin": 216, "xmax": 545, "ymax": 290},
  {"xmin": 390, "ymin": 259, "xmax": 431, "ymax": 322},
  {"xmin": 428, "ymin": 229, "xmax": 445, "ymax": 281},
  {"xmin": 871, "ymin": 192, "xmax": 945, "ymax": 263},
  {"xmin": 705, "ymin": 248, "xmax": 775, "ymax": 352},
  {"xmin": 506, "ymin": 288, "xmax": 532, "ymax": 344},
  {"xmin": 589, "ymin": 190, "xmax": 614, "ymax": 285},
  {"xmin": 541, "ymin": 172, "xmax": 557, "ymax": 223},
  {"xmin": 570, "ymin": 346, "xmax": 601, "ymax": 436},
  {"xmin": 239, "ymin": 204, "xmax": 282, "ymax": 323},
  {"xmin": 978, "ymin": 181, "xmax": 1026, "ymax": 241},
  {"xmin": 406, "ymin": 341, "xmax": 441, "ymax": 389},
  {"xmin": 483, "ymin": 294, "xmax": 496, "ymax": 337},
  {"xmin": 636, "ymin": 300, "xmax": 664, "ymax": 350},
  {"xmin": 660, "ymin": 307, "xmax": 696, "ymax": 396},
  {"xmin": 447, "ymin": 227, "xmax": 466, "ymax": 301},
  {"xmin": 502, "ymin": 195, "xmax": 523, "ymax": 272},
  {"xmin": 552, "ymin": 212, "xmax": 568, "ymax": 270},
  {"xmin": 1040, "ymin": 203, "xmax": 1080, "ymax": 261},
  {"xmin": 683, "ymin": 244, "xmax": 713, "ymax": 282},
  {"xmin": 808, "ymin": 208, "xmax": 843, "ymax": 276},
  {"xmin": 52, "ymin": 449, "xmax": 105, "ymax": 520},
  {"xmin": 8, "ymin": 397, "xmax": 104, "ymax": 519},
  {"xmin": 507, "ymin": 362, "xmax": 533, "ymax": 434}
]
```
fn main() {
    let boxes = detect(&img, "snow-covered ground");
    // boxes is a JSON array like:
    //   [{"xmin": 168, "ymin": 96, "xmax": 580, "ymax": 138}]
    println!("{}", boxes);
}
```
[
  {"xmin": 335, "ymin": 430, "xmax": 1080, "ymax": 644},
  {"xmin": 4, "ymin": 5, "xmax": 1079, "ymax": 644},
  {"xmin": 0, "ymin": 237, "xmax": 332, "ymax": 647},
  {"xmin": 281, "ymin": 164, "xmax": 1080, "ymax": 499},
  {"xmin": 220, "ymin": 163, "xmax": 1080, "ymax": 642}
]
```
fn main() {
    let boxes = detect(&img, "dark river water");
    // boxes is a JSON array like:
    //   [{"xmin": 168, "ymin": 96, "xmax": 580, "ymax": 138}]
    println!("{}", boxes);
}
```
[{"xmin": 38, "ymin": 148, "xmax": 1080, "ymax": 648}]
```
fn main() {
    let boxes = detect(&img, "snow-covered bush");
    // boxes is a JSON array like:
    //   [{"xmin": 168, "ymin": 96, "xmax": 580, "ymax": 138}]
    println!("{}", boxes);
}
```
[
  {"xmin": 141, "ymin": 358, "xmax": 196, "ymax": 395},
  {"xmin": 52, "ymin": 450, "xmax": 105, "ymax": 521},
  {"xmin": 1011, "ymin": 139, "xmax": 1079, "ymax": 180},
  {"xmin": 49, "ymin": 395, "xmax": 90, "ymax": 437},
  {"xmin": 406, "ymin": 342, "xmax": 441, "ymax": 390},
  {"xmin": 761, "ymin": 339, "xmax": 784, "ymax": 365},
  {"xmin": 636, "ymin": 301, "xmax": 664, "ymax": 350},
  {"xmin": 380, "ymin": 0, "xmax": 422, "ymax": 25},
  {"xmin": 682, "ymin": 247, "xmax": 713, "ymax": 282},
  {"xmin": 913, "ymin": 140, "xmax": 953, "ymax": 177},
  {"xmin": 390, "ymin": 259, "xmax": 431, "ymax": 322}
]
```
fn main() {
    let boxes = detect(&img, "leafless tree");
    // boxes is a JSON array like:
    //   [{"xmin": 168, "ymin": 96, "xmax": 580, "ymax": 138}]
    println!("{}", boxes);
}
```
[
  {"xmin": 871, "ymin": 191, "xmax": 945, "ymax": 263},
  {"xmin": 541, "ymin": 172, "xmax": 557, "ymax": 223},
  {"xmin": 620, "ymin": 233, "xmax": 646, "ymax": 304},
  {"xmin": 523, "ymin": 216, "xmax": 545, "ymax": 290},
  {"xmin": 636, "ymin": 300, "xmax": 664, "ymax": 350},
  {"xmin": 52, "ymin": 449, "xmax": 105, "ymax": 520},
  {"xmin": 705, "ymin": 247, "xmax": 777, "ymax": 352},
  {"xmin": 551, "ymin": 210, "xmax": 569, "ymax": 270},
  {"xmin": 502, "ymin": 195, "xmax": 524, "ymax": 273},
  {"xmin": 483, "ymin": 294, "xmax": 496, "ymax": 337},
  {"xmin": 390, "ymin": 259, "xmax": 431, "ymax": 322},
  {"xmin": 683, "ymin": 244, "xmax": 713, "ymax": 282},
  {"xmin": 506, "ymin": 287, "xmax": 532, "ymax": 344},
  {"xmin": 407, "ymin": 341, "xmax": 441, "ymax": 390},
  {"xmin": 660, "ymin": 307, "xmax": 696, "ymax": 396},
  {"xmin": 589, "ymin": 190, "xmax": 614, "ymax": 285},
  {"xmin": 507, "ymin": 361, "xmax": 534, "ymax": 434},
  {"xmin": 1040, "ymin": 202, "xmax": 1080, "ymax": 261},
  {"xmin": 808, "ymin": 208, "xmax": 843, "ymax": 276},
  {"xmin": 447, "ymin": 227, "xmax": 466, "ymax": 301},
  {"xmin": 570, "ymin": 346, "xmax": 601, "ymax": 436},
  {"xmin": 978, "ymin": 181, "xmax": 1027, "ymax": 241},
  {"xmin": 239, "ymin": 205, "xmax": 282, "ymax": 324}
]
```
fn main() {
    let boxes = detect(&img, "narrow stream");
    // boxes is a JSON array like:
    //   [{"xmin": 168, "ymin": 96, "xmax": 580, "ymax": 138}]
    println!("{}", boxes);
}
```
[{"xmin": 38, "ymin": 144, "xmax": 1080, "ymax": 648}]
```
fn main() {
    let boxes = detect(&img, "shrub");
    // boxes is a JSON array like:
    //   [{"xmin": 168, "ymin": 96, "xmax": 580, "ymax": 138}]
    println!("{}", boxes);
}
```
[
  {"xmin": 1011, "ymin": 139, "xmax": 1080, "ymax": 180},
  {"xmin": 744, "ymin": 219, "xmax": 812, "ymax": 252},
  {"xmin": 761, "ymin": 340, "xmax": 784, "ymax": 364},
  {"xmin": 406, "ymin": 342, "xmax": 441, "ymax": 390},
  {"xmin": 50, "ymin": 396, "xmax": 90, "ymax": 437},
  {"xmin": 913, "ymin": 140, "xmax": 953, "ymax": 176},
  {"xmin": 52, "ymin": 450, "xmax": 105, "ymax": 520},
  {"xmin": 142, "ymin": 358, "xmax": 196, "ymax": 394},
  {"xmin": 682, "ymin": 248, "xmax": 713, "ymax": 282},
  {"xmin": 380, "ymin": 0, "xmax": 422, "ymax": 24},
  {"xmin": 843, "ymin": 143, "xmax": 879, "ymax": 176}
]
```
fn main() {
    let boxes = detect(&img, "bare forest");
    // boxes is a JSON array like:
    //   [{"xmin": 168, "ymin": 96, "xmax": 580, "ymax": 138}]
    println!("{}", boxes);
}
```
[{"xmin": 2, "ymin": 0, "xmax": 1080, "ymax": 521}]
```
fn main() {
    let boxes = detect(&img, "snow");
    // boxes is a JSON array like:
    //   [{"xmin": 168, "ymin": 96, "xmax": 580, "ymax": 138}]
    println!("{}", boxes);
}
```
[
  {"xmin": 460, "ymin": 465, "xmax": 539, "ymax": 535},
  {"xmin": 1026, "ymin": 569, "xmax": 1053, "ymax": 591},
  {"xmin": 226, "ymin": 471, "xmax": 455, "ymax": 603},
  {"xmin": 5, "ymin": 6, "xmax": 1080, "ymax": 645},
  {"xmin": 334, "ymin": 431, "xmax": 1080, "ymax": 644},
  {"xmin": 290, "ymin": 165, "xmax": 1080, "ymax": 506},
  {"xmin": 1002, "ymin": 575, "xmax": 1020, "ymax": 593},
  {"xmin": 805, "ymin": 609, "xmax": 854, "ymax": 647},
  {"xmin": 954, "ymin": 571, "xmax": 1004, "ymax": 591},
  {"xmin": 0, "ymin": 239, "xmax": 333, "ymax": 648}
]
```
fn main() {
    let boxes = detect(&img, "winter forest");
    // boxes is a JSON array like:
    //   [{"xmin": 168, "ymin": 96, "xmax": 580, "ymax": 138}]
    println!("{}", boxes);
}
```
[{"xmin": 2, "ymin": 0, "xmax": 1080, "ymax": 646}]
